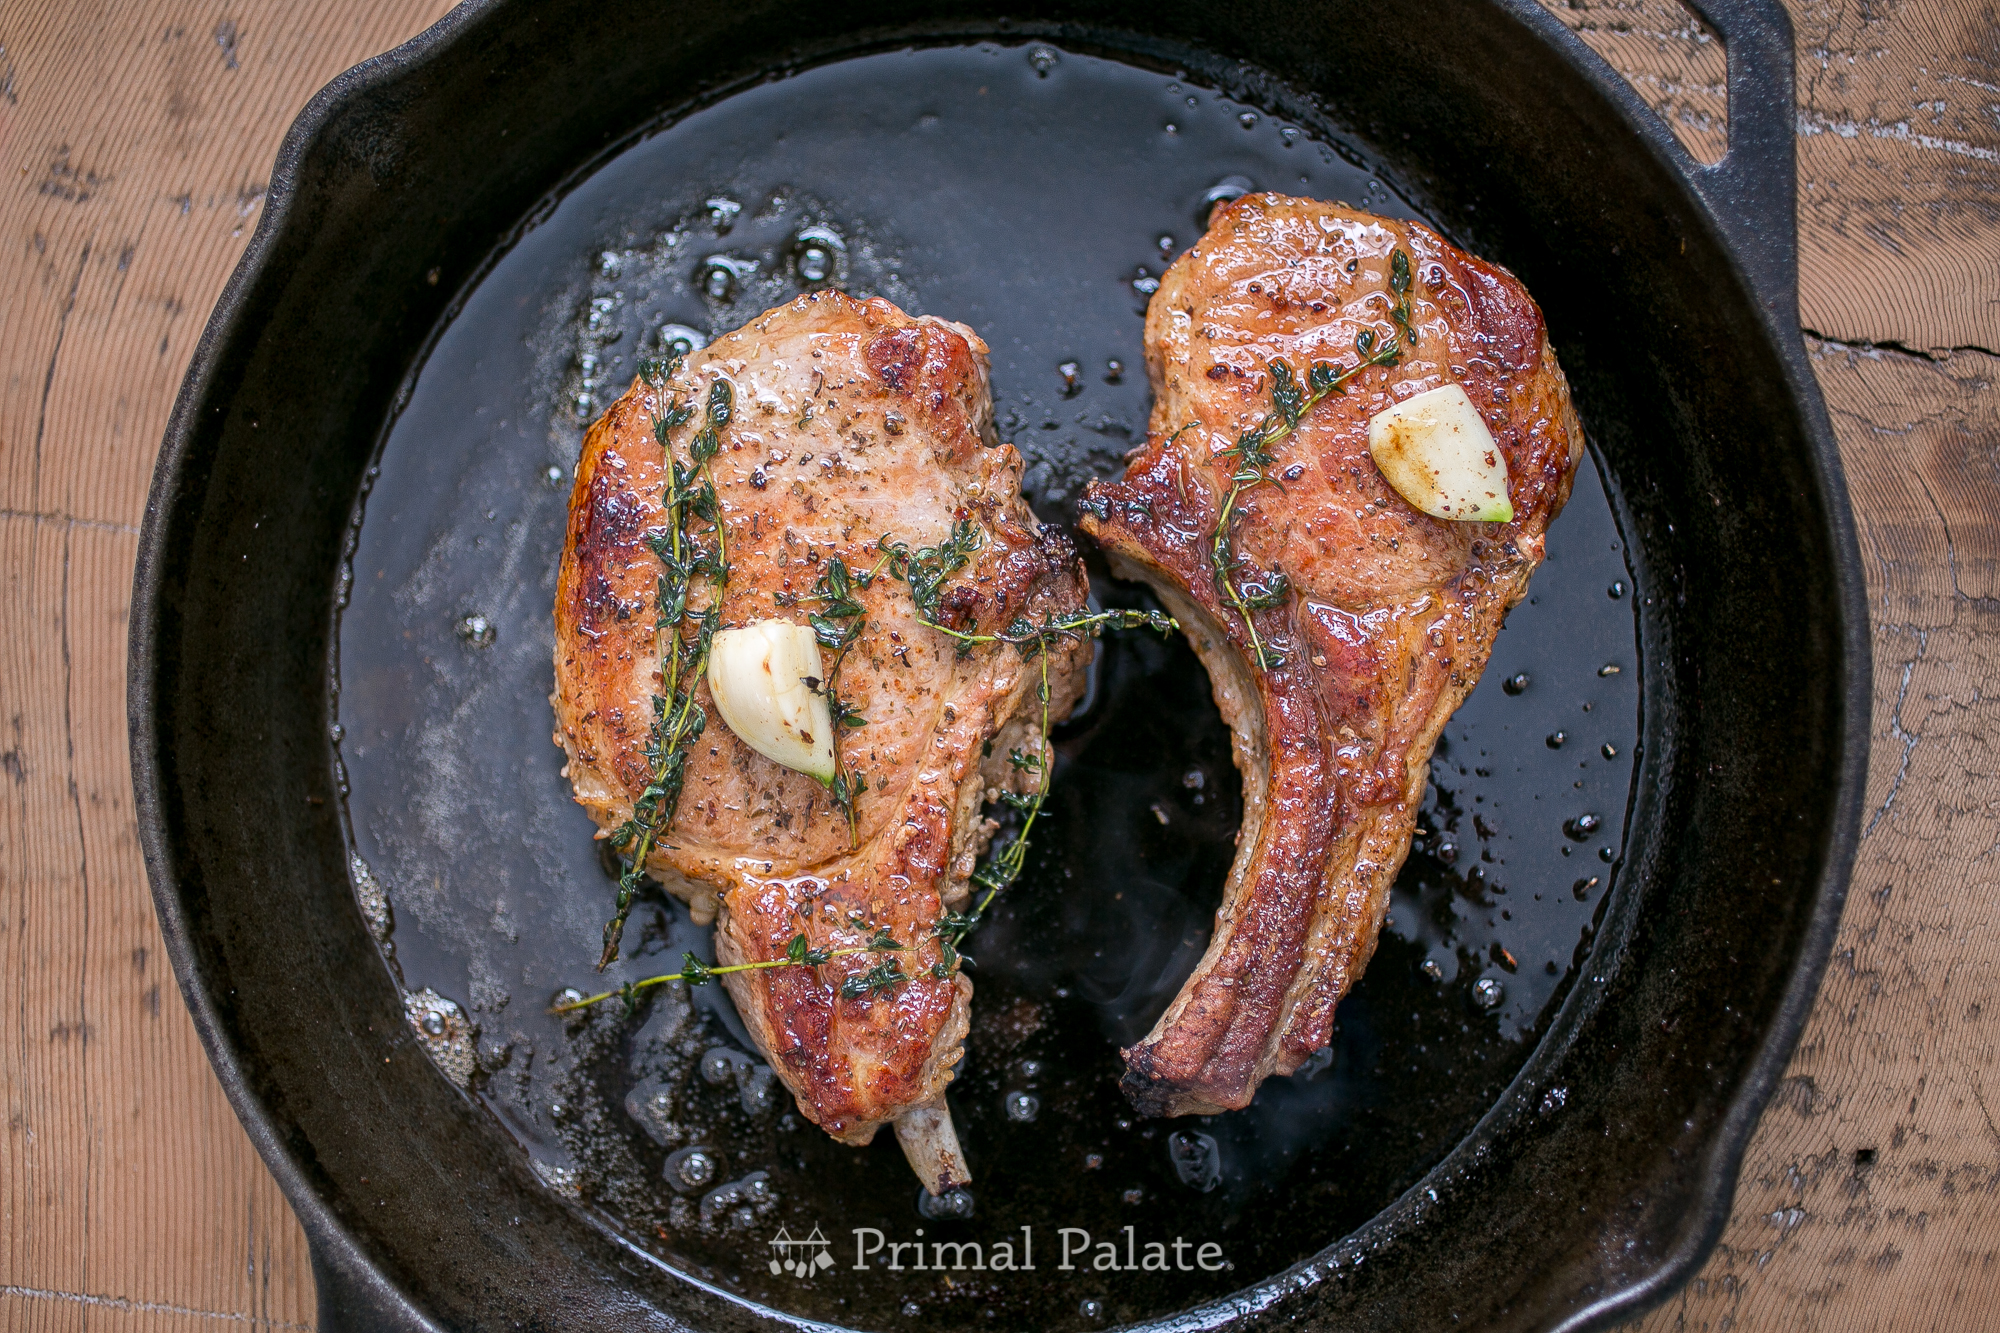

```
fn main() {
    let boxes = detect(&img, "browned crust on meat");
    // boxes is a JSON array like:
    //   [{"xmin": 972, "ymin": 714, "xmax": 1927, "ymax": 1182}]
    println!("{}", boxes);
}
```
[
  {"xmin": 554, "ymin": 291, "xmax": 1090, "ymax": 1143},
  {"xmin": 1080, "ymin": 196, "xmax": 1583, "ymax": 1116}
]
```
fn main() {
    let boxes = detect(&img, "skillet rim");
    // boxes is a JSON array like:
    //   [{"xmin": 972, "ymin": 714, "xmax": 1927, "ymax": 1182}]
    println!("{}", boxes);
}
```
[{"xmin": 126, "ymin": 1, "xmax": 1870, "ymax": 1329}]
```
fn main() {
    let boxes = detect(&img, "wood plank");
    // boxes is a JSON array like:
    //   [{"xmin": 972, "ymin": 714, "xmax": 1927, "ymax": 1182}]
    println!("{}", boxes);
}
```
[{"xmin": 0, "ymin": 2, "xmax": 455, "ymax": 1327}]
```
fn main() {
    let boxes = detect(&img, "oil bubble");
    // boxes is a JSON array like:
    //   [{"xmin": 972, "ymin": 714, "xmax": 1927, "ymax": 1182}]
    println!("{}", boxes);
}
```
[
  {"xmin": 1603, "ymin": 742, "xmax": 1619, "ymax": 759},
  {"xmin": 1546, "ymin": 730, "xmax": 1567, "ymax": 749},
  {"xmin": 1564, "ymin": 812, "xmax": 1601, "ymax": 840},
  {"xmin": 1608, "ymin": 580, "xmax": 1627, "ymax": 599},
  {"xmin": 1238, "ymin": 111, "xmax": 1259, "ymax": 129},
  {"xmin": 699, "ymin": 1170, "xmax": 778, "ymax": 1230},
  {"xmin": 1503, "ymin": 672, "xmax": 1530, "ymax": 694},
  {"xmin": 625, "ymin": 1083, "xmax": 683, "ymax": 1146},
  {"xmin": 699, "ymin": 254, "xmax": 757, "ymax": 301},
  {"xmin": 796, "ymin": 247, "xmax": 833, "ymax": 283},
  {"xmin": 1472, "ymin": 977, "xmax": 1505, "ymax": 1009},
  {"xmin": 792, "ymin": 225, "xmax": 846, "ymax": 286},
  {"xmin": 1027, "ymin": 46, "xmax": 1059, "ymax": 75},
  {"xmin": 704, "ymin": 196, "xmax": 742, "ymax": 233},
  {"xmin": 739, "ymin": 1063, "xmax": 780, "ymax": 1116},
  {"xmin": 656, "ymin": 323, "xmax": 707, "ymax": 357},
  {"xmin": 404, "ymin": 989, "xmax": 475, "ymax": 1087},
  {"xmin": 702, "ymin": 1046, "xmax": 751, "ymax": 1085},
  {"xmin": 1420, "ymin": 957, "xmax": 1445, "ymax": 982},
  {"xmin": 1005, "ymin": 1091, "xmax": 1041, "ymax": 1122},
  {"xmin": 666, "ymin": 1145, "xmax": 721, "ymax": 1192},
  {"xmin": 544, "ymin": 465, "xmax": 563, "ymax": 487},
  {"xmin": 455, "ymin": 613, "xmax": 495, "ymax": 647},
  {"xmin": 1199, "ymin": 175, "xmax": 1254, "ymax": 225},
  {"xmin": 1082, "ymin": 1300, "xmax": 1106, "ymax": 1321},
  {"xmin": 917, "ymin": 1185, "xmax": 976, "ymax": 1220},
  {"xmin": 1169, "ymin": 1129, "xmax": 1222, "ymax": 1191}
]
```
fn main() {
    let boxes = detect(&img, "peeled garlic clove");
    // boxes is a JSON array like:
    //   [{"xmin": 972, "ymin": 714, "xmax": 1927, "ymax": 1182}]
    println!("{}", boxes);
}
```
[
  {"xmin": 1367, "ymin": 383, "xmax": 1514, "ymax": 523},
  {"xmin": 707, "ymin": 621, "xmax": 836, "ymax": 783}
]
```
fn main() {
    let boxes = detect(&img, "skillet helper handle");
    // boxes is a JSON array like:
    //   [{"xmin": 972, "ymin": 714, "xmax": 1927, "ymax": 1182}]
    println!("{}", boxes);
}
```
[{"xmin": 1679, "ymin": 0, "xmax": 1801, "ymax": 324}]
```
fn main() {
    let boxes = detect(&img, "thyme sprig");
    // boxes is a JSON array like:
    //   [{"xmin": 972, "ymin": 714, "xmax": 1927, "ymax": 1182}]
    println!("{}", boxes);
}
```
[
  {"xmin": 597, "ymin": 355, "xmax": 734, "ymax": 970},
  {"xmin": 552, "ymin": 927, "xmax": 907, "ymax": 1017},
  {"xmin": 928, "ymin": 648, "xmax": 1056, "ymax": 979},
  {"xmin": 805, "ymin": 556, "xmax": 874, "ymax": 846},
  {"xmin": 878, "ymin": 522, "xmax": 983, "ymax": 633},
  {"xmin": 877, "ymin": 523, "xmax": 1177, "ymax": 654},
  {"xmin": 1209, "ymin": 249, "xmax": 1413, "ymax": 671},
  {"xmin": 1387, "ymin": 248, "xmax": 1419, "ymax": 351}
]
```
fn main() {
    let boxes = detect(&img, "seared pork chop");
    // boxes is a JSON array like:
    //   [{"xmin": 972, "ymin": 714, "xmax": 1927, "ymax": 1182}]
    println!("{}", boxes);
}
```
[
  {"xmin": 555, "ymin": 292, "xmax": 1092, "ymax": 1186},
  {"xmin": 1080, "ymin": 195, "xmax": 1583, "ymax": 1117}
]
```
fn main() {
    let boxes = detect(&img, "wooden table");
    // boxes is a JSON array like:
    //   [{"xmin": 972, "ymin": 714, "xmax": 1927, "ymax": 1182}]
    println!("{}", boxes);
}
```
[{"xmin": 1, "ymin": 1, "xmax": 1992, "ymax": 1327}]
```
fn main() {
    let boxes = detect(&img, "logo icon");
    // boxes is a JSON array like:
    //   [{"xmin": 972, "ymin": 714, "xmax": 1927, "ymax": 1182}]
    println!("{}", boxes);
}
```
[{"xmin": 769, "ymin": 1224, "xmax": 835, "ymax": 1279}]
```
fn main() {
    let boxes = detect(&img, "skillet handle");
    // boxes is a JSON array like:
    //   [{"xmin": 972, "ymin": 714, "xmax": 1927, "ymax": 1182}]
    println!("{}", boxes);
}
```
[{"xmin": 1678, "ymin": 0, "xmax": 1800, "ymax": 323}]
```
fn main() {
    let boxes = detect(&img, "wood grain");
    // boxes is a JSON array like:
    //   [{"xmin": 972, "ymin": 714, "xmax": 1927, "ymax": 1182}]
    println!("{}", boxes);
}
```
[
  {"xmin": 0, "ymin": 1, "xmax": 1992, "ymax": 1329},
  {"xmin": 0, "ymin": 5, "xmax": 456, "ymax": 1330}
]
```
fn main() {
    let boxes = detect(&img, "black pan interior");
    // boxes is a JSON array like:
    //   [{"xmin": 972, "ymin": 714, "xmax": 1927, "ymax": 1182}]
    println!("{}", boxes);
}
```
[
  {"xmin": 332, "ymin": 43, "xmax": 1644, "ymax": 1331},
  {"xmin": 132, "ymin": 2, "xmax": 1863, "ymax": 1331}
]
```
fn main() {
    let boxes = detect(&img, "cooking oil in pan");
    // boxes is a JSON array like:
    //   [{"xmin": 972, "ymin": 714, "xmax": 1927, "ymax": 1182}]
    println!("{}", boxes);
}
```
[{"xmin": 333, "ymin": 40, "xmax": 1642, "ymax": 1332}]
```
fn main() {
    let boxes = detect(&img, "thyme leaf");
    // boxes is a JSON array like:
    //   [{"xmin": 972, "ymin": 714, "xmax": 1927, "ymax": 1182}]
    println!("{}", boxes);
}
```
[{"xmin": 840, "ymin": 959, "xmax": 909, "ymax": 1000}]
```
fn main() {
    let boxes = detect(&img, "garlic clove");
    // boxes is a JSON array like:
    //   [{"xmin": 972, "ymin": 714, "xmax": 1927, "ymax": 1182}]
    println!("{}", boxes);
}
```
[
  {"xmin": 707, "ymin": 621, "xmax": 836, "ymax": 783},
  {"xmin": 1367, "ymin": 383, "xmax": 1514, "ymax": 523}
]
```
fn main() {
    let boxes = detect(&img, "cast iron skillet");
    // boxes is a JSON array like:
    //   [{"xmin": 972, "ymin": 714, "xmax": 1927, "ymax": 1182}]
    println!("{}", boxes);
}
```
[{"xmin": 129, "ymin": 0, "xmax": 1867, "ymax": 1329}]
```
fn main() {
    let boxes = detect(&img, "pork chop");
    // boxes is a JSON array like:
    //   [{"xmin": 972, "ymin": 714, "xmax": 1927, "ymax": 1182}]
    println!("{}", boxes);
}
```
[
  {"xmin": 1079, "ymin": 195, "xmax": 1584, "ymax": 1116},
  {"xmin": 554, "ymin": 292, "xmax": 1092, "ymax": 1186}
]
